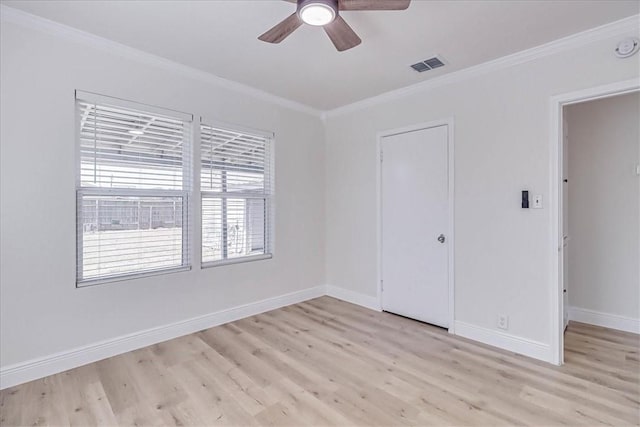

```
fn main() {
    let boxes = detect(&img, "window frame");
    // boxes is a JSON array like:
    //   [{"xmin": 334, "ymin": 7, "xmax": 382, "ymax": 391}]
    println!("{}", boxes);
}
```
[
  {"xmin": 199, "ymin": 118, "xmax": 275, "ymax": 269},
  {"xmin": 75, "ymin": 90, "xmax": 194, "ymax": 287}
]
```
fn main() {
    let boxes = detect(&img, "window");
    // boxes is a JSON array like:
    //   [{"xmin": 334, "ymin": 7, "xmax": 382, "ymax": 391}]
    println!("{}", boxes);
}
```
[
  {"xmin": 76, "ymin": 91, "xmax": 192, "ymax": 286},
  {"xmin": 200, "ymin": 121, "xmax": 273, "ymax": 266}
]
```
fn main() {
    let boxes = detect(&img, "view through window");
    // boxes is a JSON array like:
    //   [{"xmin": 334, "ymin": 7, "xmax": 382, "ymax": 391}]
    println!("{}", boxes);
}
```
[
  {"xmin": 200, "ymin": 123, "xmax": 273, "ymax": 265},
  {"xmin": 76, "ymin": 93, "xmax": 192, "ymax": 285}
]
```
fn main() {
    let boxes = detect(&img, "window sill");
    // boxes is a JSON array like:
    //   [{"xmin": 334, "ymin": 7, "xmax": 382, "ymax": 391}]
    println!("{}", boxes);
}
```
[
  {"xmin": 201, "ymin": 254, "xmax": 272, "ymax": 269},
  {"xmin": 76, "ymin": 265, "xmax": 192, "ymax": 288}
]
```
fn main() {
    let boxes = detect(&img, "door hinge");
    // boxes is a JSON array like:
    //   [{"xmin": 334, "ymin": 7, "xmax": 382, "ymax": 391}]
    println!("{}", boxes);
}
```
[
  {"xmin": 380, "ymin": 151, "xmax": 383, "ymax": 162},
  {"xmin": 380, "ymin": 279, "xmax": 384, "ymax": 292}
]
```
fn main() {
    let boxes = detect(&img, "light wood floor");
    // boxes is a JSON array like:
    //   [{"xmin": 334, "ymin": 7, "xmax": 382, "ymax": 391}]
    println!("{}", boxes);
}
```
[{"xmin": 1, "ymin": 296, "xmax": 639, "ymax": 426}]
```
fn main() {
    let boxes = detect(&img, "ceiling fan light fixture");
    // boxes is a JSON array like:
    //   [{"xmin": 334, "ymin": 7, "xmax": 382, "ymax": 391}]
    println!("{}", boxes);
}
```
[
  {"xmin": 259, "ymin": 0, "xmax": 410, "ymax": 51},
  {"xmin": 298, "ymin": 0, "xmax": 337, "ymax": 26}
]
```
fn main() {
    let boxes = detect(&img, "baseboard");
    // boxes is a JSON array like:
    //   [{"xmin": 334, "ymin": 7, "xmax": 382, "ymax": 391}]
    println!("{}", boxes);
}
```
[
  {"xmin": 325, "ymin": 288, "xmax": 552, "ymax": 362},
  {"xmin": 569, "ymin": 307, "xmax": 639, "ymax": 334},
  {"xmin": 324, "ymin": 285, "xmax": 381, "ymax": 311},
  {"xmin": 2, "ymin": 285, "xmax": 563, "ymax": 390},
  {"xmin": 454, "ymin": 321, "xmax": 551, "ymax": 363},
  {"xmin": 0, "ymin": 286, "xmax": 325, "ymax": 390}
]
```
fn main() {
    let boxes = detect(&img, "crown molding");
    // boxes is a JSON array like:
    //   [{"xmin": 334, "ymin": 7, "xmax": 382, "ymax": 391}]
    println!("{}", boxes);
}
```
[
  {"xmin": 0, "ymin": 4, "xmax": 324, "ymax": 118},
  {"xmin": 2, "ymin": 5, "xmax": 638, "ymax": 120},
  {"xmin": 325, "ymin": 14, "xmax": 640, "ymax": 119}
]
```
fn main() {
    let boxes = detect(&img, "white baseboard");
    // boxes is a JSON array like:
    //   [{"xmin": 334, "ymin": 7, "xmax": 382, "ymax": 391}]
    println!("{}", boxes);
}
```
[
  {"xmin": 325, "ymin": 285, "xmax": 381, "ymax": 311},
  {"xmin": 2, "ymin": 284, "xmax": 565, "ymax": 390},
  {"xmin": 569, "ymin": 307, "xmax": 639, "ymax": 334},
  {"xmin": 454, "ymin": 321, "xmax": 551, "ymax": 363},
  {"xmin": 324, "ymin": 287, "xmax": 553, "ymax": 362},
  {"xmin": 0, "ymin": 286, "xmax": 325, "ymax": 390}
]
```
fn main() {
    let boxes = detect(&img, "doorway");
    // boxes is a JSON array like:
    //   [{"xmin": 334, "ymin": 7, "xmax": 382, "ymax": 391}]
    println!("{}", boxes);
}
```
[
  {"xmin": 550, "ymin": 80, "xmax": 640, "ymax": 365},
  {"xmin": 378, "ymin": 120, "xmax": 454, "ymax": 329}
]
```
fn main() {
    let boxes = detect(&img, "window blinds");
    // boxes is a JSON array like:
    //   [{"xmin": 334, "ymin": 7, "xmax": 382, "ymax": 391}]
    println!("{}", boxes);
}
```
[
  {"xmin": 76, "ymin": 91, "xmax": 192, "ymax": 285},
  {"xmin": 200, "ymin": 122, "xmax": 273, "ymax": 265}
]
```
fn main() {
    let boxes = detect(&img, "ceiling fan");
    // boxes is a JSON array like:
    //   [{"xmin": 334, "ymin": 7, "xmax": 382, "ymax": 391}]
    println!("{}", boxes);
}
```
[{"xmin": 258, "ymin": 0, "xmax": 411, "ymax": 52}]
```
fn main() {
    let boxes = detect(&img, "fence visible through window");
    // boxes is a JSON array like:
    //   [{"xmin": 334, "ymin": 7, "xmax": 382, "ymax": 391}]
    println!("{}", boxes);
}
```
[{"xmin": 76, "ymin": 91, "xmax": 192, "ymax": 285}]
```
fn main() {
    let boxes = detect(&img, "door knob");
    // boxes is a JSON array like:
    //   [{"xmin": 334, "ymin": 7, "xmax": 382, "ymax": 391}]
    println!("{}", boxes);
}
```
[{"xmin": 437, "ymin": 234, "xmax": 446, "ymax": 243}]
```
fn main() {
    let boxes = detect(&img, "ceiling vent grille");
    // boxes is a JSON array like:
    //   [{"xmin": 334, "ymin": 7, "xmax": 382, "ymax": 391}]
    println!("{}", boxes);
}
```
[{"xmin": 411, "ymin": 56, "xmax": 445, "ymax": 72}]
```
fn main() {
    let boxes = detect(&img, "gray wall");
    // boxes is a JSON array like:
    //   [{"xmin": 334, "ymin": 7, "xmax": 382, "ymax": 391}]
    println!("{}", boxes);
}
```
[
  {"xmin": 566, "ymin": 93, "xmax": 640, "ymax": 320},
  {"xmin": 0, "ymin": 20, "xmax": 326, "ymax": 367},
  {"xmin": 324, "ymin": 31, "xmax": 639, "ymax": 346}
]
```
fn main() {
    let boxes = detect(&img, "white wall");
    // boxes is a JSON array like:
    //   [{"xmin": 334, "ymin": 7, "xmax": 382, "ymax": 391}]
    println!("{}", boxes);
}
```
[
  {"xmin": 324, "ymin": 29, "xmax": 640, "ymax": 348},
  {"xmin": 565, "ymin": 93, "xmax": 639, "ymax": 320},
  {"xmin": 2, "ymin": 7, "xmax": 639, "ymax": 379},
  {"xmin": 0, "ymin": 19, "xmax": 325, "ymax": 369}
]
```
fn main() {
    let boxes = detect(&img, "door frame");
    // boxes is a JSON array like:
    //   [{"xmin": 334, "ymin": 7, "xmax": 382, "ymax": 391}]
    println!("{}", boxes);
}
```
[
  {"xmin": 376, "ymin": 118, "xmax": 455, "ymax": 333},
  {"xmin": 549, "ymin": 79, "xmax": 639, "ymax": 365}
]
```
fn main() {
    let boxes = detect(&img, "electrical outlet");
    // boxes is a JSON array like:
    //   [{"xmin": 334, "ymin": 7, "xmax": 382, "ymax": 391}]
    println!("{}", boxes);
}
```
[{"xmin": 497, "ymin": 314, "xmax": 509, "ymax": 330}]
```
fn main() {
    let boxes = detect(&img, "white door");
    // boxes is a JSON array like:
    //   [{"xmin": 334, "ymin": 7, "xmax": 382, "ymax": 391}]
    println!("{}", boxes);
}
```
[{"xmin": 381, "ymin": 125, "xmax": 449, "ymax": 327}]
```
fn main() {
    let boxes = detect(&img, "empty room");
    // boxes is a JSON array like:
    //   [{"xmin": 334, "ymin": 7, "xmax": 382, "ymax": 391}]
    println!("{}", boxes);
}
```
[{"xmin": 0, "ymin": 1, "xmax": 638, "ymax": 426}]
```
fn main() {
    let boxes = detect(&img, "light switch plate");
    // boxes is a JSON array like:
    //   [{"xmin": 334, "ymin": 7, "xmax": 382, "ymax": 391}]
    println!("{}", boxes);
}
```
[{"xmin": 533, "ymin": 195, "xmax": 543, "ymax": 209}]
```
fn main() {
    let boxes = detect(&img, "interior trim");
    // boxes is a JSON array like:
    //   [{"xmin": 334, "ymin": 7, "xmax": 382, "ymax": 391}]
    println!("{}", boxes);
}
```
[
  {"xmin": 1, "ymin": 285, "xmax": 559, "ymax": 390},
  {"xmin": 569, "ymin": 307, "xmax": 640, "ymax": 334},
  {"xmin": 325, "ymin": 284, "xmax": 381, "ymax": 311},
  {"xmin": 0, "ymin": 286, "xmax": 326, "ymax": 390},
  {"xmin": 548, "ymin": 79, "xmax": 640, "ymax": 366},
  {"xmin": 0, "ymin": 4, "xmax": 324, "ymax": 119},
  {"xmin": 323, "ymin": 14, "xmax": 639, "ymax": 119},
  {"xmin": 454, "ymin": 321, "xmax": 551, "ymax": 363},
  {"xmin": 1, "ymin": 5, "xmax": 636, "ymax": 119}
]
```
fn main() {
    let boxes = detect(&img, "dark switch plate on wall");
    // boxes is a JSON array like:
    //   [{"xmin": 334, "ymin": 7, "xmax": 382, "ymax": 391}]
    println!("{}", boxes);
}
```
[{"xmin": 522, "ymin": 190, "xmax": 529, "ymax": 209}]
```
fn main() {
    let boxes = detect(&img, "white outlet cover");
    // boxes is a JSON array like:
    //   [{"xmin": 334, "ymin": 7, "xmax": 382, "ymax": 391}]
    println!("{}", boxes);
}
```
[{"xmin": 497, "ymin": 315, "xmax": 509, "ymax": 330}]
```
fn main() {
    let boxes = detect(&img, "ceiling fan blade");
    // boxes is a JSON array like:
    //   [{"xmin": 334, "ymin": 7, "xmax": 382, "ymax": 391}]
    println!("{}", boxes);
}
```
[
  {"xmin": 258, "ymin": 13, "xmax": 303, "ymax": 44},
  {"xmin": 339, "ymin": 0, "xmax": 410, "ymax": 11},
  {"xmin": 323, "ymin": 16, "xmax": 362, "ymax": 51}
]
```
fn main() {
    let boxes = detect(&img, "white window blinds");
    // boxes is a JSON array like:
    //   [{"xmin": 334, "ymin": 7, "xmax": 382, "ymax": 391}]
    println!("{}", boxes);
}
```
[
  {"xmin": 76, "ymin": 91, "xmax": 192, "ymax": 285},
  {"xmin": 200, "ymin": 122, "xmax": 274, "ymax": 265}
]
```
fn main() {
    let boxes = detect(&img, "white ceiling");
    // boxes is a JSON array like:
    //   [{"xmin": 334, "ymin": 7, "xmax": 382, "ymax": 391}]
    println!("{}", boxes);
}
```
[{"xmin": 4, "ymin": 0, "xmax": 639, "ymax": 110}]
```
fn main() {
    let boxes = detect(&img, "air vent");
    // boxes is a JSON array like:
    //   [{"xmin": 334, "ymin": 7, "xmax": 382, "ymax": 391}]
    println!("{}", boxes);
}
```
[
  {"xmin": 410, "ymin": 62, "xmax": 430, "ymax": 72},
  {"xmin": 410, "ymin": 56, "xmax": 445, "ymax": 72}
]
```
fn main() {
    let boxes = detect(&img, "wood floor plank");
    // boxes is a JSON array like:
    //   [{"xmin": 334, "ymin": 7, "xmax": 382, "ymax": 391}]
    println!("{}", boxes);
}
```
[{"xmin": 1, "ymin": 296, "xmax": 638, "ymax": 426}]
